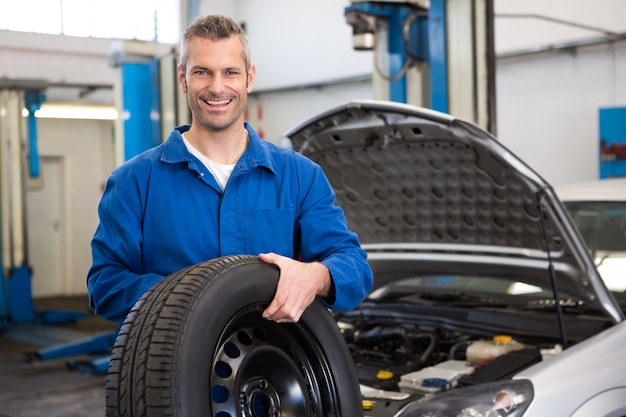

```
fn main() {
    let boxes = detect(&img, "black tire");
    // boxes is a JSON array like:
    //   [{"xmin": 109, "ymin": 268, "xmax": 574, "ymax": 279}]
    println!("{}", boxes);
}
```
[{"xmin": 105, "ymin": 255, "xmax": 362, "ymax": 417}]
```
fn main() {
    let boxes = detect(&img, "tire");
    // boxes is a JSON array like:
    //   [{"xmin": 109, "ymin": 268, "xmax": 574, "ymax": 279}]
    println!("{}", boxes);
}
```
[{"xmin": 105, "ymin": 255, "xmax": 362, "ymax": 417}]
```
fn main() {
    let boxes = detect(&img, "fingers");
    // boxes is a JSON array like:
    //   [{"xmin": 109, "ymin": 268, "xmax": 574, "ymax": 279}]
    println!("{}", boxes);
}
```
[
  {"xmin": 259, "ymin": 252, "xmax": 294, "ymax": 321},
  {"xmin": 258, "ymin": 252, "xmax": 280, "ymax": 266},
  {"xmin": 261, "ymin": 296, "xmax": 283, "ymax": 321},
  {"xmin": 263, "ymin": 286, "xmax": 311, "ymax": 323},
  {"xmin": 261, "ymin": 279, "xmax": 306, "ymax": 323},
  {"xmin": 262, "ymin": 303, "xmax": 303, "ymax": 323},
  {"xmin": 258, "ymin": 253, "xmax": 324, "ymax": 323}
]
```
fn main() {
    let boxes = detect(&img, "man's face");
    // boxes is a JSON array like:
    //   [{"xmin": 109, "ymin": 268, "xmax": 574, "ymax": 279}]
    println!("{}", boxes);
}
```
[{"xmin": 178, "ymin": 35, "xmax": 255, "ymax": 133}]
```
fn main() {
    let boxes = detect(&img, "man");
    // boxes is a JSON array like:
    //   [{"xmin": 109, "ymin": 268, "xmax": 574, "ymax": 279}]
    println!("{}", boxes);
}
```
[{"xmin": 87, "ymin": 14, "xmax": 373, "ymax": 325}]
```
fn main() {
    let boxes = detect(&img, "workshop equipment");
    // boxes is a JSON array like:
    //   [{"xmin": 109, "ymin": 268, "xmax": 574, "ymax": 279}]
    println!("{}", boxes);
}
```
[
  {"xmin": 344, "ymin": 0, "xmax": 497, "ymax": 134},
  {"xmin": 0, "ymin": 80, "xmax": 116, "ymax": 373}
]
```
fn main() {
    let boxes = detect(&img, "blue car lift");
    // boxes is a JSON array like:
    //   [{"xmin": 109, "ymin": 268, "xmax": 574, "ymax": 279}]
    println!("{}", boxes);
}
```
[
  {"xmin": 344, "ymin": 0, "xmax": 497, "ymax": 133},
  {"xmin": 0, "ymin": 82, "xmax": 117, "ymax": 374},
  {"xmin": 1, "ymin": 40, "xmax": 163, "ymax": 371}
]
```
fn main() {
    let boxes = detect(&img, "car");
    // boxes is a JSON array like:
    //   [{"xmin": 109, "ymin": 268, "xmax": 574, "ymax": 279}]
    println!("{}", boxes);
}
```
[
  {"xmin": 105, "ymin": 100, "xmax": 626, "ymax": 417},
  {"xmin": 288, "ymin": 101, "xmax": 626, "ymax": 417},
  {"xmin": 555, "ymin": 177, "xmax": 626, "ymax": 292}
]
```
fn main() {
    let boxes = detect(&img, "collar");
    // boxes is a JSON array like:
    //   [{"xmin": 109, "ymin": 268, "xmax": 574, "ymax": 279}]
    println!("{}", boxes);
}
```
[{"xmin": 160, "ymin": 122, "xmax": 277, "ymax": 174}]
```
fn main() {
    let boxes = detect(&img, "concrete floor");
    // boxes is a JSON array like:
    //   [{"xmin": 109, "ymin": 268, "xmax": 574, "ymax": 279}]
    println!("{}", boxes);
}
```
[{"xmin": 0, "ymin": 296, "xmax": 118, "ymax": 417}]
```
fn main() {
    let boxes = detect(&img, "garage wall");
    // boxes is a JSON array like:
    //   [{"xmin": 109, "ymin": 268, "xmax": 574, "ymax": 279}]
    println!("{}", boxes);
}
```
[
  {"xmin": 246, "ymin": 78, "xmax": 374, "ymax": 144},
  {"xmin": 231, "ymin": 0, "xmax": 372, "ymax": 92},
  {"xmin": 26, "ymin": 118, "xmax": 115, "ymax": 296},
  {"xmin": 497, "ymin": 41, "xmax": 626, "ymax": 186},
  {"xmin": 0, "ymin": 31, "xmax": 114, "ymax": 92},
  {"xmin": 494, "ymin": 0, "xmax": 626, "ymax": 52}
]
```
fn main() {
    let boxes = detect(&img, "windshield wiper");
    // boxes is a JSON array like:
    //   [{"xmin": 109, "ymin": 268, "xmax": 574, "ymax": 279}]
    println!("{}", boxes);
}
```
[
  {"xmin": 407, "ymin": 291, "xmax": 511, "ymax": 307},
  {"xmin": 525, "ymin": 298, "xmax": 587, "ymax": 311}
]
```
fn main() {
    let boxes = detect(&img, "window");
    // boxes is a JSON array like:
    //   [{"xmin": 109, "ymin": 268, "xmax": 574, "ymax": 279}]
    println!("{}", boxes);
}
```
[
  {"xmin": 564, "ymin": 201, "xmax": 626, "ymax": 292},
  {"xmin": 0, "ymin": 0, "xmax": 180, "ymax": 44}
]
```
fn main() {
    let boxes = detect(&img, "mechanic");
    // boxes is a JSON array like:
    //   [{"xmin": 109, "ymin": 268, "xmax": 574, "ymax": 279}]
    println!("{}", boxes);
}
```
[{"xmin": 87, "ymin": 14, "xmax": 373, "ymax": 325}]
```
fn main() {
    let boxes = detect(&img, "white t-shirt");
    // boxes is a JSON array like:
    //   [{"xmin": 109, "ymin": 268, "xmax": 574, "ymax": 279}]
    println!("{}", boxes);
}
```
[{"xmin": 182, "ymin": 133, "xmax": 235, "ymax": 191}]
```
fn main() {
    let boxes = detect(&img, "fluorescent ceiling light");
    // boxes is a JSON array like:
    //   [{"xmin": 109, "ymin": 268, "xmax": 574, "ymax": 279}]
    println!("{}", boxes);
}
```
[{"xmin": 22, "ymin": 103, "xmax": 118, "ymax": 120}]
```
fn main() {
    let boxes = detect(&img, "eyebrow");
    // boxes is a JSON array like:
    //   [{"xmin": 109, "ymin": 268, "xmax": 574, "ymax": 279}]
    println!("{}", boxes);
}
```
[{"xmin": 189, "ymin": 64, "xmax": 244, "ymax": 72}]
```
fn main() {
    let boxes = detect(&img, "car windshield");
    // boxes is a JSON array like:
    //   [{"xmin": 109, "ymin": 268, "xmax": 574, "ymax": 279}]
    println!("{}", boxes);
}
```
[
  {"xmin": 371, "ymin": 275, "xmax": 545, "ymax": 296},
  {"xmin": 368, "ymin": 274, "xmax": 586, "ymax": 309},
  {"xmin": 563, "ymin": 201, "xmax": 626, "ymax": 293}
]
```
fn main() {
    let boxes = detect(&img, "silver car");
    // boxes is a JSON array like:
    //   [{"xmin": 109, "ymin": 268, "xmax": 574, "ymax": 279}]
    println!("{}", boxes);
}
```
[{"xmin": 286, "ymin": 100, "xmax": 626, "ymax": 417}]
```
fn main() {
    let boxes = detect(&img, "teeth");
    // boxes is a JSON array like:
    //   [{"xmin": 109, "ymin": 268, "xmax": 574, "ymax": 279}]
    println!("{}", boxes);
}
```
[{"xmin": 205, "ymin": 99, "xmax": 231, "ymax": 105}]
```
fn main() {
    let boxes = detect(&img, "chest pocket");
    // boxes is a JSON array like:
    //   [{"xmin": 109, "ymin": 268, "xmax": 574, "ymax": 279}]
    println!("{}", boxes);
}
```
[{"xmin": 244, "ymin": 208, "xmax": 296, "ymax": 257}]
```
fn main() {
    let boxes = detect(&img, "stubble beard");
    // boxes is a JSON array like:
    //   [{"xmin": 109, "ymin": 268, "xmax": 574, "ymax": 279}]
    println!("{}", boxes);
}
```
[{"xmin": 191, "ymin": 96, "xmax": 247, "ymax": 133}]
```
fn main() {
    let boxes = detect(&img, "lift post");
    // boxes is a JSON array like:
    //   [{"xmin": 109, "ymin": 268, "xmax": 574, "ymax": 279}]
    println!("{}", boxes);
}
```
[
  {"xmin": 0, "ymin": 80, "xmax": 116, "ymax": 372},
  {"xmin": 1, "ymin": 83, "xmax": 45, "ymax": 327},
  {"xmin": 109, "ymin": 39, "xmax": 164, "ymax": 165},
  {"xmin": 345, "ymin": 0, "xmax": 430, "ymax": 105},
  {"xmin": 344, "ymin": 0, "xmax": 497, "ymax": 134}
]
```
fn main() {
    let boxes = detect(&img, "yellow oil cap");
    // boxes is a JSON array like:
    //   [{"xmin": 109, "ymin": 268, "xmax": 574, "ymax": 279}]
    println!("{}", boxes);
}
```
[
  {"xmin": 377, "ymin": 370, "xmax": 394, "ymax": 381},
  {"xmin": 493, "ymin": 335, "xmax": 513, "ymax": 344},
  {"xmin": 362, "ymin": 400, "xmax": 375, "ymax": 411}
]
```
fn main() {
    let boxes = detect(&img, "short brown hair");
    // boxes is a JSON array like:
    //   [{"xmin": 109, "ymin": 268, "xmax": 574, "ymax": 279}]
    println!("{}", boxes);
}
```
[{"xmin": 179, "ymin": 15, "xmax": 250, "ymax": 71}]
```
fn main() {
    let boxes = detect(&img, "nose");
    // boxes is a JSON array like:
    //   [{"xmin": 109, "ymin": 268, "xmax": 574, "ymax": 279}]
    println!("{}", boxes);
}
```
[{"xmin": 207, "ymin": 73, "xmax": 226, "ymax": 94}]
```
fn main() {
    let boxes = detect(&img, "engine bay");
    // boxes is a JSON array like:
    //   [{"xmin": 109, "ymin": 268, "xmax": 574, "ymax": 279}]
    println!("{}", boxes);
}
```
[
  {"xmin": 332, "ymin": 312, "xmax": 569, "ymax": 416},
  {"xmin": 335, "ymin": 312, "xmax": 567, "ymax": 397}
]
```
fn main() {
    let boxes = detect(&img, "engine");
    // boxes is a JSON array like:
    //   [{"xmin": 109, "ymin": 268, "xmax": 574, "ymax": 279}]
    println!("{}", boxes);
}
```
[{"xmin": 335, "ymin": 318, "xmax": 561, "ymax": 396}]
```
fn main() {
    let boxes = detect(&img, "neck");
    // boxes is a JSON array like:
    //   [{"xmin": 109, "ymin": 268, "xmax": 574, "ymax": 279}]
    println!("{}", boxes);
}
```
[{"xmin": 186, "ymin": 125, "xmax": 249, "ymax": 164}]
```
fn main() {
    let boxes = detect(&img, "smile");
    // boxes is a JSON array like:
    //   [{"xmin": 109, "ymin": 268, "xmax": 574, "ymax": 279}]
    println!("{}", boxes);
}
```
[{"xmin": 204, "ymin": 99, "xmax": 232, "ymax": 105}]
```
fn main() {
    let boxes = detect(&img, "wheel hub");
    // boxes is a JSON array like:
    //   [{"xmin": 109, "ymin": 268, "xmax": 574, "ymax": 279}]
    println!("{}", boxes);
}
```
[{"xmin": 210, "ymin": 317, "xmax": 316, "ymax": 417}]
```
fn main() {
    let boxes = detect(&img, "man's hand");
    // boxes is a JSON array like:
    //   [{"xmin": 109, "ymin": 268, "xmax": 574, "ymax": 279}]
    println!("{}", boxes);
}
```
[{"xmin": 258, "ymin": 252, "xmax": 331, "ymax": 323}]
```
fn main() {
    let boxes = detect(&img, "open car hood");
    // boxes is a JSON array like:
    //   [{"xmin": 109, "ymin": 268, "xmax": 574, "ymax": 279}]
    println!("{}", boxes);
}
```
[{"xmin": 284, "ymin": 100, "xmax": 623, "ymax": 323}]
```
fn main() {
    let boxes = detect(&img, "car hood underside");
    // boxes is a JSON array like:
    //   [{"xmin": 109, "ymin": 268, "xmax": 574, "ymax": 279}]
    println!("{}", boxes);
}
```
[{"xmin": 285, "ymin": 100, "xmax": 622, "ymax": 322}]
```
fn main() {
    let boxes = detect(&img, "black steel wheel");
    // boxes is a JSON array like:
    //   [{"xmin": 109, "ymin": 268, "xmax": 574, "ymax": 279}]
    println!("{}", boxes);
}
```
[{"xmin": 105, "ymin": 255, "xmax": 362, "ymax": 417}]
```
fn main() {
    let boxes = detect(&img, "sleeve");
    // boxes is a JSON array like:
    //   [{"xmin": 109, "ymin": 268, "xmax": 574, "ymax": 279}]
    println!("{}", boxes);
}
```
[
  {"xmin": 297, "ymin": 163, "xmax": 373, "ymax": 312},
  {"xmin": 86, "ymin": 170, "xmax": 163, "ymax": 324}
]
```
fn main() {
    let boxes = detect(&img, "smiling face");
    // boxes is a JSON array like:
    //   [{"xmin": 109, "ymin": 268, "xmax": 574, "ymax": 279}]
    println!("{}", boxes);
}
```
[{"xmin": 178, "ymin": 35, "xmax": 256, "ymax": 135}]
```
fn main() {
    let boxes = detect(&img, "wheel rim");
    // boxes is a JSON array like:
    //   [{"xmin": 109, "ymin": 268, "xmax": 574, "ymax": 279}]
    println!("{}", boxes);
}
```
[{"xmin": 210, "ymin": 305, "xmax": 339, "ymax": 417}]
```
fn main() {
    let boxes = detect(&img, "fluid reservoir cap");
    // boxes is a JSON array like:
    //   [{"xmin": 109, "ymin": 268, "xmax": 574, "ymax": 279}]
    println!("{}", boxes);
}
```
[
  {"xmin": 493, "ymin": 335, "xmax": 513, "ymax": 344},
  {"xmin": 377, "ymin": 370, "xmax": 394, "ymax": 380},
  {"xmin": 422, "ymin": 378, "xmax": 451, "ymax": 391},
  {"xmin": 362, "ymin": 400, "xmax": 375, "ymax": 411}
]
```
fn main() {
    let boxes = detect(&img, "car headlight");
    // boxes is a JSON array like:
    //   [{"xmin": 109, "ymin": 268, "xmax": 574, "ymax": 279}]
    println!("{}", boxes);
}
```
[{"xmin": 394, "ymin": 379, "xmax": 533, "ymax": 417}]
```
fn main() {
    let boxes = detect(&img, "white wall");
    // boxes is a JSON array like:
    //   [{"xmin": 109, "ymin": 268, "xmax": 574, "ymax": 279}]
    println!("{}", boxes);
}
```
[
  {"xmin": 247, "ymin": 78, "xmax": 374, "ymax": 143},
  {"xmin": 0, "ymin": 31, "xmax": 113, "ymax": 86},
  {"xmin": 198, "ymin": 0, "xmax": 235, "ymax": 19},
  {"xmin": 494, "ymin": 0, "xmax": 626, "ymax": 53},
  {"xmin": 233, "ymin": 0, "xmax": 372, "ymax": 91},
  {"xmin": 27, "ymin": 118, "xmax": 115, "ymax": 296},
  {"xmin": 497, "ymin": 41, "xmax": 626, "ymax": 186}
]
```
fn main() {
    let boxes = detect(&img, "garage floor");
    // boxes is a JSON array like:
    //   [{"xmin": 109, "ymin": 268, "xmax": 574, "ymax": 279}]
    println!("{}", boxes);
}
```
[{"xmin": 0, "ymin": 296, "xmax": 118, "ymax": 417}]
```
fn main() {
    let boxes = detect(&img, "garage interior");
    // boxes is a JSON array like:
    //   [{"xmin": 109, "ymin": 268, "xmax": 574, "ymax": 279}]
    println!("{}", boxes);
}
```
[{"xmin": 1, "ymin": 1, "xmax": 626, "ymax": 416}]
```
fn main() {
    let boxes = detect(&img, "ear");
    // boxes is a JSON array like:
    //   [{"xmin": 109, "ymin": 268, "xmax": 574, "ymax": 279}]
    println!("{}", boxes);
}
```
[
  {"xmin": 178, "ymin": 64, "xmax": 188, "ymax": 93},
  {"xmin": 246, "ymin": 63, "xmax": 256, "ymax": 93}
]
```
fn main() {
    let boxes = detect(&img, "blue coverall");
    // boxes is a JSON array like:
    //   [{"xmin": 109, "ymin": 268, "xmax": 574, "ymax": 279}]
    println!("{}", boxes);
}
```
[{"xmin": 87, "ymin": 123, "xmax": 373, "ymax": 324}]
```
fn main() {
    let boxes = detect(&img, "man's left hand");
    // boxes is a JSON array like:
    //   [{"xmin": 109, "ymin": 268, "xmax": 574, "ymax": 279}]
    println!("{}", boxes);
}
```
[{"xmin": 258, "ymin": 252, "xmax": 331, "ymax": 323}]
